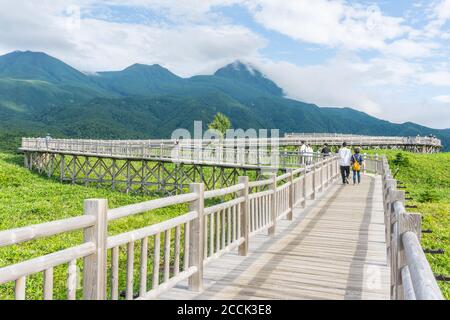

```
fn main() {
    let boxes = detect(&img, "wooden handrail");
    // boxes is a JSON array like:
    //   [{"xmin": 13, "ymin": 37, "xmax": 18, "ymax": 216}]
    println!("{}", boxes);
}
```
[
  {"xmin": 107, "ymin": 192, "xmax": 198, "ymax": 221},
  {"xmin": 402, "ymin": 232, "xmax": 443, "ymax": 300},
  {"xmin": 380, "ymin": 155, "xmax": 443, "ymax": 300},
  {"xmin": 0, "ymin": 215, "xmax": 96, "ymax": 248},
  {"xmin": 0, "ymin": 154, "xmax": 345, "ymax": 300}
]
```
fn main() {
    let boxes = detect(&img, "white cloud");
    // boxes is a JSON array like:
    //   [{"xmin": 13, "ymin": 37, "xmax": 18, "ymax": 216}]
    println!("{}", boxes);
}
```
[
  {"xmin": 433, "ymin": 0, "xmax": 450, "ymax": 24},
  {"xmin": 423, "ymin": 0, "xmax": 450, "ymax": 38},
  {"xmin": 420, "ymin": 71, "xmax": 450, "ymax": 86},
  {"xmin": 432, "ymin": 95, "xmax": 450, "ymax": 103},
  {"xmin": 254, "ymin": 56, "xmax": 382, "ymax": 115},
  {"xmin": 245, "ymin": 0, "xmax": 407, "ymax": 51},
  {"xmin": 381, "ymin": 39, "xmax": 438, "ymax": 58}
]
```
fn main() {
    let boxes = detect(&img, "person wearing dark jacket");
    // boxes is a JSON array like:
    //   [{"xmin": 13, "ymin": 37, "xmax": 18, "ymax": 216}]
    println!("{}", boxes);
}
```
[
  {"xmin": 351, "ymin": 148, "xmax": 363, "ymax": 184},
  {"xmin": 321, "ymin": 143, "xmax": 331, "ymax": 157}
]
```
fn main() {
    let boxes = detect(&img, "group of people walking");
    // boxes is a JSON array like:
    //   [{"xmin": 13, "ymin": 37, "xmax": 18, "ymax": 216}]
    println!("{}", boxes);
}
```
[
  {"xmin": 299, "ymin": 141, "xmax": 363, "ymax": 185},
  {"xmin": 299, "ymin": 141, "xmax": 314, "ymax": 165},
  {"xmin": 337, "ymin": 142, "xmax": 363, "ymax": 185}
]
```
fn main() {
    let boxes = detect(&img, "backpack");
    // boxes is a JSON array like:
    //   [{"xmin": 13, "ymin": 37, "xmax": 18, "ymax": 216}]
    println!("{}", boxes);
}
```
[{"xmin": 352, "ymin": 155, "xmax": 361, "ymax": 171}]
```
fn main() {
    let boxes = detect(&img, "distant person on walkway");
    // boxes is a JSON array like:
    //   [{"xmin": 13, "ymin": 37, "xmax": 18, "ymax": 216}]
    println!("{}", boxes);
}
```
[
  {"xmin": 299, "ymin": 141, "xmax": 307, "ymax": 165},
  {"xmin": 338, "ymin": 142, "xmax": 352, "ymax": 184},
  {"xmin": 306, "ymin": 144, "xmax": 314, "ymax": 165},
  {"xmin": 45, "ymin": 133, "xmax": 51, "ymax": 150},
  {"xmin": 321, "ymin": 143, "xmax": 331, "ymax": 157},
  {"xmin": 351, "ymin": 148, "xmax": 363, "ymax": 184}
]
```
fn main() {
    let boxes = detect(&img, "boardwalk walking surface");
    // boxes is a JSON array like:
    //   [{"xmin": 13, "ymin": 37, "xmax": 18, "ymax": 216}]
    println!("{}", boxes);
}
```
[{"xmin": 159, "ymin": 175, "xmax": 390, "ymax": 300}]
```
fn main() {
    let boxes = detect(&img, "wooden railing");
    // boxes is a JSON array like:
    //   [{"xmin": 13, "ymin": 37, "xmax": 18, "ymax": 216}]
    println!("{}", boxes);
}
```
[
  {"xmin": 20, "ymin": 138, "xmax": 327, "ymax": 169},
  {"xmin": 285, "ymin": 133, "xmax": 442, "ymax": 148},
  {"xmin": 0, "ymin": 156, "xmax": 340, "ymax": 300},
  {"xmin": 380, "ymin": 156, "xmax": 444, "ymax": 300}
]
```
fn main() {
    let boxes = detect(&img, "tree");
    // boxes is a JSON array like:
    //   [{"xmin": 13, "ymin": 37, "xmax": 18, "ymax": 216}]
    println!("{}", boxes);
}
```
[{"xmin": 208, "ymin": 112, "xmax": 232, "ymax": 137}]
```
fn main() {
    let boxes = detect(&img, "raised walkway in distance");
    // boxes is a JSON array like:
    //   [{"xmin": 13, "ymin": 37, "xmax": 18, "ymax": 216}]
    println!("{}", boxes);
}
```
[{"xmin": 159, "ymin": 174, "xmax": 389, "ymax": 300}]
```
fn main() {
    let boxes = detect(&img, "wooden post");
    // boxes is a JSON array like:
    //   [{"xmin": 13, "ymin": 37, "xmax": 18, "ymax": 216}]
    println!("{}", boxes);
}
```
[
  {"xmin": 287, "ymin": 169, "xmax": 294, "ymax": 221},
  {"xmin": 301, "ymin": 170, "xmax": 306, "ymax": 208},
  {"xmin": 24, "ymin": 152, "xmax": 29, "ymax": 169},
  {"xmin": 333, "ymin": 156, "xmax": 337, "ymax": 178},
  {"xmin": 375, "ymin": 154, "xmax": 379, "ymax": 174},
  {"xmin": 396, "ymin": 211, "xmax": 421, "ymax": 300},
  {"xmin": 188, "ymin": 183, "xmax": 204, "ymax": 291},
  {"xmin": 319, "ymin": 159, "xmax": 324, "ymax": 192},
  {"xmin": 363, "ymin": 153, "xmax": 367, "ymax": 174},
  {"xmin": 389, "ymin": 190, "xmax": 405, "ymax": 299},
  {"xmin": 268, "ymin": 174, "xmax": 277, "ymax": 236},
  {"xmin": 238, "ymin": 176, "xmax": 249, "ymax": 256},
  {"xmin": 60, "ymin": 154, "xmax": 65, "ymax": 182},
  {"xmin": 385, "ymin": 179, "xmax": 397, "ymax": 215},
  {"xmin": 311, "ymin": 164, "xmax": 316, "ymax": 200},
  {"xmin": 83, "ymin": 199, "xmax": 108, "ymax": 300}
]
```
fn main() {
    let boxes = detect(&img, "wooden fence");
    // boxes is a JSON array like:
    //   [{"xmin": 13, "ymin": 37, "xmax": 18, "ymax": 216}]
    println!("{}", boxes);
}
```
[
  {"xmin": 0, "ymin": 156, "xmax": 340, "ymax": 300},
  {"xmin": 21, "ymin": 138, "xmax": 327, "ymax": 169},
  {"xmin": 380, "ymin": 156, "xmax": 444, "ymax": 300}
]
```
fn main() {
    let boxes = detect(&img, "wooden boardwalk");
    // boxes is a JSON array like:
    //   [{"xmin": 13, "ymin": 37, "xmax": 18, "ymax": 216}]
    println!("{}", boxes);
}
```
[{"xmin": 159, "ymin": 175, "xmax": 390, "ymax": 300}]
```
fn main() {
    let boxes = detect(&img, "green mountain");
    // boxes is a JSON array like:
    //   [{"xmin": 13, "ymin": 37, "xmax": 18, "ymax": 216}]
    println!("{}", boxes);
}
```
[
  {"xmin": 214, "ymin": 61, "xmax": 283, "ymax": 97},
  {"xmin": 0, "ymin": 51, "xmax": 111, "ymax": 114},
  {"xmin": 91, "ymin": 63, "xmax": 187, "ymax": 96},
  {"xmin": 0, "ymin": 50, "xmax": 448, "ymax": 151}
]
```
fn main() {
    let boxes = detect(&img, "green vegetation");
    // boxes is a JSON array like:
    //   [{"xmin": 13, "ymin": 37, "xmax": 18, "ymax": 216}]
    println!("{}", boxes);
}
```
[
  {"xmin": 0, "ymin": 151, "xmax": 259, "ymax": 299},
  {"xmin": 0, "ymin": 152, "xmax": 189, "ymax": 299},
  {"xmin": 367, "ymin": 150, "xmax": 450, "ymax": 298},
  {"xmin": 208, "ymin": 112, "xmax": 232, "ymax": 137}
]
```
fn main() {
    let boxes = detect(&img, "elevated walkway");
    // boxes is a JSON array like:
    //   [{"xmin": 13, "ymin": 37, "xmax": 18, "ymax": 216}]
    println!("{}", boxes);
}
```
[{"xmin": 160, "ymin": 175, "xmax": 390, "ymax": 299}]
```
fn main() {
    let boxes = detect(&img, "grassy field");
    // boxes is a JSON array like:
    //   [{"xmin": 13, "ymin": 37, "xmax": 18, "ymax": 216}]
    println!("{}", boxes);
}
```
[
  {"xmin": 364, "ymin": 150, "xmax": 450, "ymax": 299},
  {"xmin": 0, "ymin": 152, "xmax": 190, "ymax": 299},
  {"xmin": 0, "ymin": 151, "xmax": 256, "ymax": 299}
]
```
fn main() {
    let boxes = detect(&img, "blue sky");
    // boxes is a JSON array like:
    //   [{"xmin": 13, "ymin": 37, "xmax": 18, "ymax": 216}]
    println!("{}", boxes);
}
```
[{"xmin": 0, "ymin": 0, "xmax": 449, "ymax": 128}]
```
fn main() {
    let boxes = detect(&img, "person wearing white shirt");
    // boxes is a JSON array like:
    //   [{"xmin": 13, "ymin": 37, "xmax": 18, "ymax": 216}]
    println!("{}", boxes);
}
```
[
  {"xmin": 299, "ymin": 141, "xmax": 307, "ymax": 165},
  {"xmin": 338, "ymin": 142, "xmax": 352, "ymax": 184},
  {"xmin": 306, "ymin": 144, "xmax": 313, "ymax": 165}
]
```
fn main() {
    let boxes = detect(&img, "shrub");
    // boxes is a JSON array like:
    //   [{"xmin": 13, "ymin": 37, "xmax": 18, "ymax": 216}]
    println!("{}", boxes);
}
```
[
  {"xmin": 392, "ymin": 152, "xmax": 410, "ymax": 167},
  {"xmin": 417, "ymin": 189, "xmax": 441, "ymax": 203}
]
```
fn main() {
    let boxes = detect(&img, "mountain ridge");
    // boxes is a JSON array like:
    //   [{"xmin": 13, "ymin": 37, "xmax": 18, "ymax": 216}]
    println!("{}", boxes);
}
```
[{"xmin": 0, "ymin": 50, "xmax": 448, "ymax": 151}]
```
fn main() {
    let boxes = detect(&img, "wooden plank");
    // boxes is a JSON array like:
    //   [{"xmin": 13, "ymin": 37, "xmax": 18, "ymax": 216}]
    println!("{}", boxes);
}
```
[
  {"xmin": 238, "ymin": 176, "xmax": 249, "ymax": 256},
  {"xmin": 184, "ymin": 222, "xmax": 190, "ymax": 271},
  {"xmin": 402, "ymin": 232, "xmax": 443, "ymax": 300},
  {"xmin": 139, "ymin": 237, "xmax": 148, "ymax": 297},
  {"xmin": 0, "ymin": 215, "xmax": 96, "ymax": 248},
  {"xmin": 83, "ymin": 199, "xmax": 108, "ymax": 300},
  {"xmin": 43, "ymin": 268, "xmax": 53, "ymax": 300},
  {"xmin": 174, "ymin": 226, "xmax": 181, "ymax": 276},
  {"xmin": 15, "ymin": 276, "xmax": 26, "ymax": 300},
  {"xmin": 163, "ymin": 229, "xmax": 171, "ymax": 283},
  {"xmin": 111, "ymin": 246, "xmax": 119, "ymax": 300},
  {"xmin": 152, "ymin": 233, "xmax": 161, "ymax": 289},
  {"xmin": 126, "ymin": 241, "xmax": 135, "ymax": 300},
  {"xmin": 188, "ymin": 183, "xmax": 205, "ymax": 291},
  {"xmin": 67, "ymin": 259, "xmax": 77, "ymax": 300}
]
